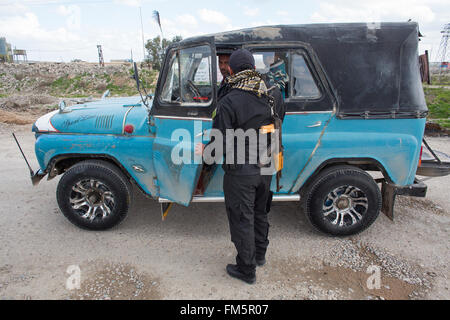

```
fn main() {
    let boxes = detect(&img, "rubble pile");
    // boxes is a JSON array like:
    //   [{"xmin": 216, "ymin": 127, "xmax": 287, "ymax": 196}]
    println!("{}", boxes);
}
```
[
  {"xmin": 0, "ymin": 62, "xmax": 156, "ymax": 120},
  {"xmin": 0, "ymin": 62, "xmax": 136, "ymax": 97}
]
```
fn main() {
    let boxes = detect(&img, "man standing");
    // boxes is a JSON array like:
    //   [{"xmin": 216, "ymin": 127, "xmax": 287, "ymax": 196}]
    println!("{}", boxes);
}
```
[
  {"xmin": 217, "ymin": 53, "xmax": 231, "ymax": 100},
  {"xmin": 212, "ymin": 49, "xmax": 284, "ymax": 284}
]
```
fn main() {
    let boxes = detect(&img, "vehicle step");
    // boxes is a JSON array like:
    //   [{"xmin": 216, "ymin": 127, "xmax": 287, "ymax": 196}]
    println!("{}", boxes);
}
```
[{"xmin": 158, "ymin": 194, "xmax": 301, "ymax": 203}]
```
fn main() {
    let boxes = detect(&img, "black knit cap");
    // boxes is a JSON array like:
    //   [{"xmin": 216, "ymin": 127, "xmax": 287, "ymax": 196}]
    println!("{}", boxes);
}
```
[{"xmin": 229, "ymin": 48, "xmax": 255, "ymax": 73}]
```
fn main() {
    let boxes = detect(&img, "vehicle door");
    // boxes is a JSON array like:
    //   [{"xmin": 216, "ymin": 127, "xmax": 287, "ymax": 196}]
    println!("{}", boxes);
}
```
[
  {"xmin": 150, "ymin": 37, "xmax": 216, "ymax": 205},
  {"xmin": 243, "ymin": 43, "xmax": 336, "ymax": 192}
]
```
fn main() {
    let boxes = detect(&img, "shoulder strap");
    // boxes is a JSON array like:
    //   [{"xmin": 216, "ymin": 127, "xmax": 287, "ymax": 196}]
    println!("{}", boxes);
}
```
[{"xmin": 265, "ymin": 86, "xmax": 278, "ymax": 120}]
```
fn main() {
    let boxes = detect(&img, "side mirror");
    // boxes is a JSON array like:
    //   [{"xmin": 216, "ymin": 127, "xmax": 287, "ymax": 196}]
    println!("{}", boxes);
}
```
[
  {"xmin": 58, "ymin": 100, "xmax": 70, "ymax": 113},
  {"xmin": 101, "ymin": 89, "xmax": 110, "ymax": 99},
  {"xmin": 133, "ymin": 62, "xmax": 140, "ymax": 91}
]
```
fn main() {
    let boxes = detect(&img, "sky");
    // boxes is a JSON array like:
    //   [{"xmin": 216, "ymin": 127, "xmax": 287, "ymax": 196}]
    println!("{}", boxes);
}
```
[{"xmin": 0, "ymin": 0, "xmax": 448, "ymax": 62}]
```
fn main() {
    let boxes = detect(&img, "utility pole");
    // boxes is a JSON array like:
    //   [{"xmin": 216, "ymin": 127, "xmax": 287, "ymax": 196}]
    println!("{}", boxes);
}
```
[
  {"xmin": 97, "ymin": 45, "xmax": 104, "ymax": 67},
  {"xmin": 436, "ymin": 23, "xmax": 450, "ymax": 79}
]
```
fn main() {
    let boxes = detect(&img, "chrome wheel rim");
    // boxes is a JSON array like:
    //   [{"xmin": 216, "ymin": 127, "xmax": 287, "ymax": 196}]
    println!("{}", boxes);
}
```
[
  {"xmin": 69, "ymin": 179, "xmax": 115, "ymax": 221},
  {"xmin": 322, "ymin": 185, "xmax": 368, "ymax": 227}
]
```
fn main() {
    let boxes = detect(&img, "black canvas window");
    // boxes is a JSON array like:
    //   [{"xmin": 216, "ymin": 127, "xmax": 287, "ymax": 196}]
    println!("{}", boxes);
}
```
[{"xmin": 291, "ymin": 54, "xmax": 321, "ymax": 99}]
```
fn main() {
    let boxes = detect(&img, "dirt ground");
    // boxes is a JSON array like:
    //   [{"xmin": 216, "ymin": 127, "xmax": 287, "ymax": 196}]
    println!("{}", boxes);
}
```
[{"xmin": 0, "ymin": 122, "xmax": 448, "ymax": 300}]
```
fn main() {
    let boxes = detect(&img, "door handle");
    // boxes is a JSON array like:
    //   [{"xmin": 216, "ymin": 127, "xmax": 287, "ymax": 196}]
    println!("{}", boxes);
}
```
[{"xmin": 307, "ymin": 121, "xmax": 322, "ymax": 128}]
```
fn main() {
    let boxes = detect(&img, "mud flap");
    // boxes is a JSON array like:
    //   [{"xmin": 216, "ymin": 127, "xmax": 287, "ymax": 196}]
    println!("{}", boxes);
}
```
[
  {"xmin": 380, "ymin": 178, "xmax": 427, "ymax": 220},
  {"xmin": 381, "ymin": 181, "xmax": 397, "ymax": 220}
]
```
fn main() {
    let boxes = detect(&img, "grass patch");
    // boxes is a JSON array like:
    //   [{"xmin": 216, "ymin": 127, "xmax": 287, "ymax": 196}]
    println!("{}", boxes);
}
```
[
  {"xmin": 43, "ymin": 68, "xmax": 157, "ymax": 98},
  {"xmin": 435, "ymin": 119, "xmax": 450, "ymax": 128},
  {"xmin": 424, "ymin": 86, "xmax": 450, "ymax": 128},
  {"xmin": 431, "ymin": 74, "xmax": 450, "ymax": 86},
  {"xmin": 106, "ymin": 83, "xmax": 137, "ymax": 96},
  {"xmin": 51, "ymin": 76, "xmax": 73, "ymax": 92}
]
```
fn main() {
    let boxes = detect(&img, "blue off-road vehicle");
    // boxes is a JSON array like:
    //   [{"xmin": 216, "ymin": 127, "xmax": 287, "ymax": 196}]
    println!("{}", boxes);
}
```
[{"xmin": 21, "ymin": 22, "xmax": 449, "ymax": 236}]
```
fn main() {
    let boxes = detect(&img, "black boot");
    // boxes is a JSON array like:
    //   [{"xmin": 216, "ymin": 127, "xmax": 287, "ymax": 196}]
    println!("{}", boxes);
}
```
[
  {"xmin": 226, "ymin": 264, "xmax": 256, "ymax": 284},
  {"xmin": 256, "ymin": 257, "xmax": 266, "ymax": 267}
]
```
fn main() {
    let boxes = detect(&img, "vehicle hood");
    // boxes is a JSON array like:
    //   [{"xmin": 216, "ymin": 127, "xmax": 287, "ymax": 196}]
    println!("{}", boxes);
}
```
[{"xmin": 33, "ymin": 96, "xmax": 150, "ymax": 135}]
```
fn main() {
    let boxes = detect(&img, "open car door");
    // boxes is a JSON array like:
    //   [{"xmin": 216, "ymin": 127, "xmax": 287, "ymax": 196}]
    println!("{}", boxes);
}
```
[{"xmin": 150, "ymin": 37, "xmax": 217, "ymax": 206}]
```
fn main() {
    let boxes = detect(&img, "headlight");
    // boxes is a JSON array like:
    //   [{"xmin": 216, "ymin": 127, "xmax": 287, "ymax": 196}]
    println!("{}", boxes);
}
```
[{"xmin": 34, "ymin": 110, "xmax": 59, "ymax": 133}]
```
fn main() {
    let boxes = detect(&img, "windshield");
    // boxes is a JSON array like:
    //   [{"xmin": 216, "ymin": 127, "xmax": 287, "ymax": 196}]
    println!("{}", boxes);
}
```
[{"xmin": 160, "ymin": 45, "xmax": 213, "ymax": 106}]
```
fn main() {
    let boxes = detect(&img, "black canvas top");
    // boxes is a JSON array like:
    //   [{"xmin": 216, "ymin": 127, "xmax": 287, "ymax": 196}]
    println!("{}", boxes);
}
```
[{"xmin": 181, "ymin": 22, "xmax": 427, "ymax": 119}]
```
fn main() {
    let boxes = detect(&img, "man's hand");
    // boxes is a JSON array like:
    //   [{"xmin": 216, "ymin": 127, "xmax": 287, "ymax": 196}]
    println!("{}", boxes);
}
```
[{"xmin": 195, "ymin": 142, "xmax": 204, "ymax": 156}]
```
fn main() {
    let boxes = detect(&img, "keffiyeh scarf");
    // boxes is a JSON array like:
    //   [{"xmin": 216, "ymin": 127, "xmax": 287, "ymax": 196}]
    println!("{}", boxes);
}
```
[{"xmin": 224, "ymin": 69, "xmax": 269, "ymax": 98}]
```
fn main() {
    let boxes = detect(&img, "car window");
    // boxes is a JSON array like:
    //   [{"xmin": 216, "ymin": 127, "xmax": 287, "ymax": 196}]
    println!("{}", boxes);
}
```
[
  {"xmin": 160, "ymin": 45, "xmax": 213, "ymax": 106},
  {"xmin": 161, "ymin": 52, "xmax": 180, "ymax": 103},
  {"xmin": 254, "ymin": 50, "xmax": 289, "ymax": 99},
  {"xmin": 291, "ymin": 54, "xmax": 320, "ymax": 99},
  {"xmin": 252, "ymin": 50, "xmax": 321, "ymax": 100}
]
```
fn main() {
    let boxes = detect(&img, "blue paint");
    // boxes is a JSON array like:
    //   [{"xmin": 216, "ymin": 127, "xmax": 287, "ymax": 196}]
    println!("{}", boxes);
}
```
[
  {"xmin": 203, "ymin": 114, "xmax": 425, "ymax": 197},
  {"xmin": 151, "ymin": 117, "xmax": 212, "ymax": 205},
  {"xmin": 35, "ymin": 132, "xmax": 158, "ymax": 196},
  {"xmin": 33, "ymin": 97, "xmax": 425, "ymax": 205}
]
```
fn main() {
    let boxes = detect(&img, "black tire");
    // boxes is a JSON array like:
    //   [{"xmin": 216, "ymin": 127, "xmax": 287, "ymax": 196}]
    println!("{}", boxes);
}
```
[
  {"xmin": 303, "ymin": 165, "xmax": 381, "ymax": 236},
  {"xmin": 56, "ymin": 160, "xmax": 132, "ymax": 230}
]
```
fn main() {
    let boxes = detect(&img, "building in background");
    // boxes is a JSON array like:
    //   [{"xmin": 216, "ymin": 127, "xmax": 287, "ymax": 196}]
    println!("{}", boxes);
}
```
[
  {"xmin": 0, "ymin": 37, "xmax": 13, "ymax": 63},
  {"xmin": 13, "ymin": 49, "xmax": 28, "ymax": 63}
]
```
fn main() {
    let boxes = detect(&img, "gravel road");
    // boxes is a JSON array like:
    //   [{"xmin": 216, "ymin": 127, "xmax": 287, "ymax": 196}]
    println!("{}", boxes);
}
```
[{"xmin": 0, "ymin": 123, "xmax": 449, "ymax": 300}]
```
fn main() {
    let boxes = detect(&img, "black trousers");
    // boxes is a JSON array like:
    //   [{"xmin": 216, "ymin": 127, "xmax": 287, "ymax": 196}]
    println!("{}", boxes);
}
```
[{"xmin": 223, "ymin": 173, "xmax": 272, "ymax": 275}]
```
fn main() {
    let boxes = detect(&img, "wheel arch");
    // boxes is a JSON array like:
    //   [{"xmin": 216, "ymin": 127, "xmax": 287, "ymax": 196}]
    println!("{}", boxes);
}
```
[
  {"xmin": 45, "ymin": 153, "xmax": 149, "ymax": 196},
  {"xmin": 299, "ymin": 157, "xmax": 393, "ymax": 195}
]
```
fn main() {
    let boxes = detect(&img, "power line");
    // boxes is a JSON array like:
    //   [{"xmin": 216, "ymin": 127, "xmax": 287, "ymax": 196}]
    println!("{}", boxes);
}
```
[{"xmin": 25, "ymin": 46, "xmax": 94, "ymax": 52}]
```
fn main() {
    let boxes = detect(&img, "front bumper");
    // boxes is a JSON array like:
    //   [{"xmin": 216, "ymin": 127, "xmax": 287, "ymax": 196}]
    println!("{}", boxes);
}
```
[{"xmin": 31, "ymin": 169, "xmax": 47, "ymax": 186}]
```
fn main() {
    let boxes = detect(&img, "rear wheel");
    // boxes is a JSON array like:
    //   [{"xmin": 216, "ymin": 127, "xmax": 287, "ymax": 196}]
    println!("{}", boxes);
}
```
[
  {"xmin": 56, "ymin": 160, "xmax": 132, "ymax": 230},
  {"xmin": 302, "ymin": 165, "xmax": 381, "ymax": 236}
]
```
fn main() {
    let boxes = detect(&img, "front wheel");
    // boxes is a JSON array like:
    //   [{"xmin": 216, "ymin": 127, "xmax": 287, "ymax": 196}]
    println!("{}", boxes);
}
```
[
  {"xmin": 303, "ymin": 165, "xmax": 381, "ymax": 236},
  {"xmin": 56, "ymin": 160, "xmax": 132, "ymax": 230}
]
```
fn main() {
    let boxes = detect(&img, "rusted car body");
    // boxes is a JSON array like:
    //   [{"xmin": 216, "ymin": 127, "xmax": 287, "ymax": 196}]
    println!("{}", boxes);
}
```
[{"xmin": 26, "ymin": 22, "xmax": 449, "ymax": 235}]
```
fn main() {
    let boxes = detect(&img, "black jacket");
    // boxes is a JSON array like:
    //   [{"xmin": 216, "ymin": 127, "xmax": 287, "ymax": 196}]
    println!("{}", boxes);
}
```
[
  {"xmin": 217, "ymin": 79, "xmax": 231, "ymax": 101},
  {"xmin": 212, "ymin": 86, "xmax": 285, "ymax": 175}
]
